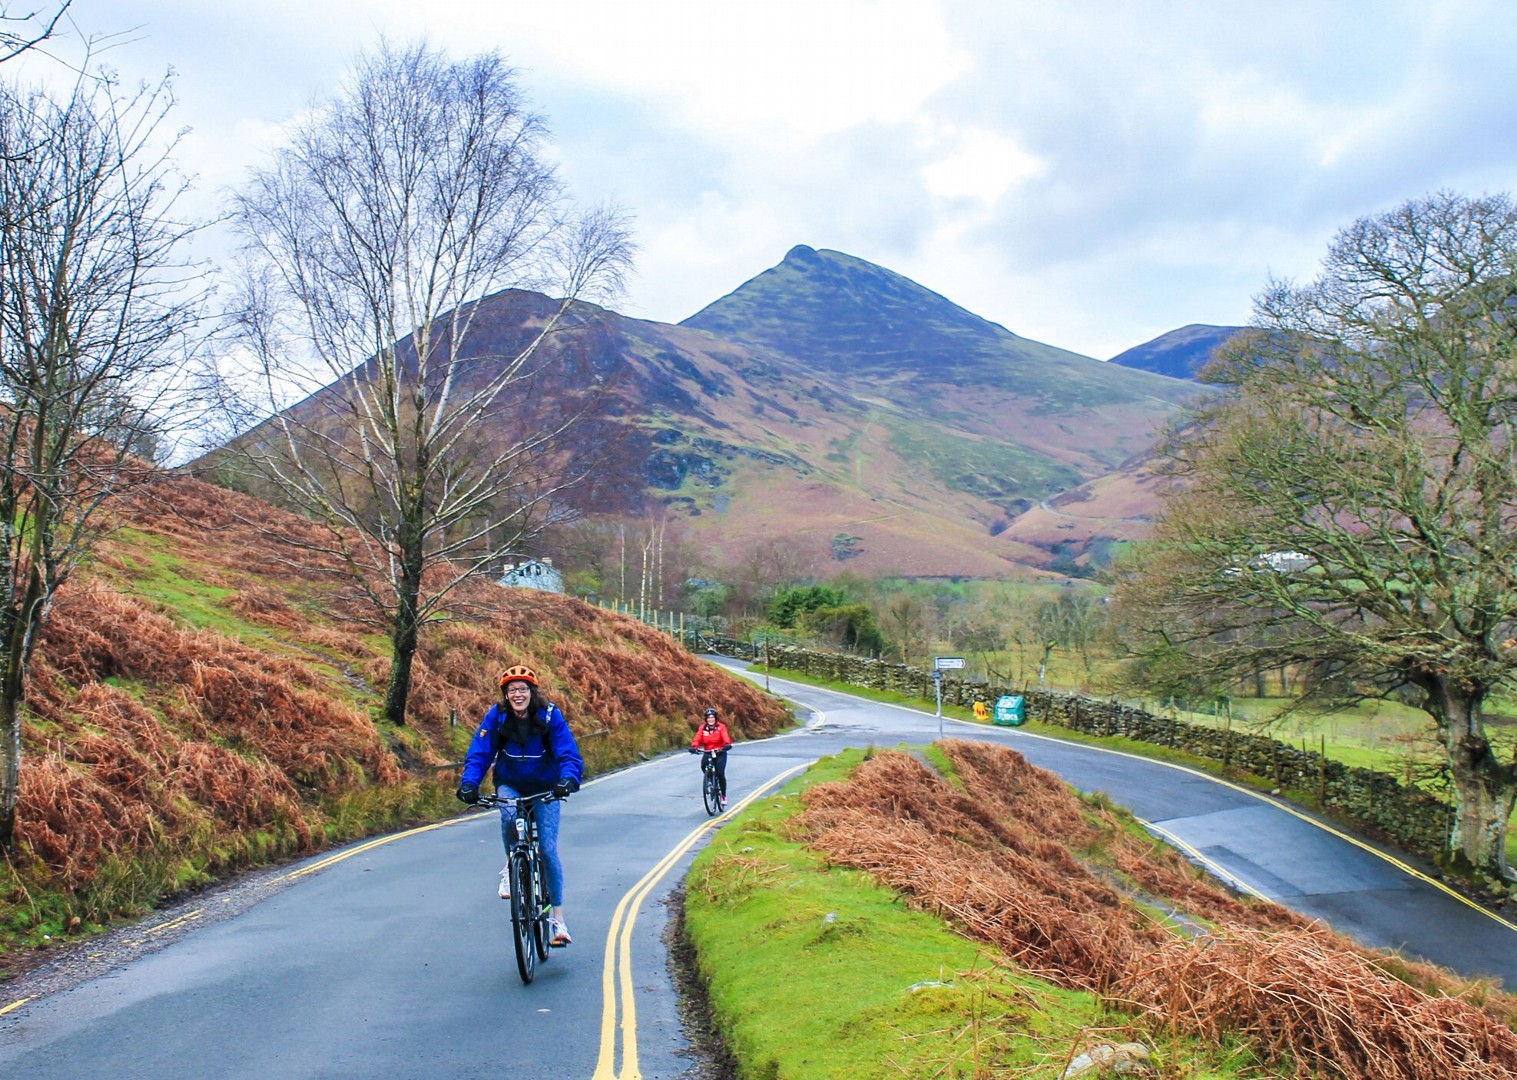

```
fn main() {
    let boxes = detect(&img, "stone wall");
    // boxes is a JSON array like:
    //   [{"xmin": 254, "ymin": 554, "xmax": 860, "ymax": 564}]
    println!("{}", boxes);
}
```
[{"xmin": 706, "ymin": 638, "xmax": 1452, "ymax": 861}]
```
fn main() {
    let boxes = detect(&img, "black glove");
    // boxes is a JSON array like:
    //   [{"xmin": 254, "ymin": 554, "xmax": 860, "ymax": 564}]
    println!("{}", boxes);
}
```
[
  {"xmin": 688, "ymin": 747, "xmax": 700, "ymax": 754},
  {"xmin": 455, "ymin": 782, "xmax": 480, "ymax": 805},
  {"xmin": 552, "ymin": 778, "xmax": 577, "ymax": 800}
]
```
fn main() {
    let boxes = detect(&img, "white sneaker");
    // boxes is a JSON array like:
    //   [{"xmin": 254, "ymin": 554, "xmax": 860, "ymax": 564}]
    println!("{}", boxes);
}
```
[
  {"xmin": 497, "ymin": 866, "xmax": 511, "ymax": 899},
  {"xmin": 550, "ymin": 918, "xmax": 572, "ymax": 946}
]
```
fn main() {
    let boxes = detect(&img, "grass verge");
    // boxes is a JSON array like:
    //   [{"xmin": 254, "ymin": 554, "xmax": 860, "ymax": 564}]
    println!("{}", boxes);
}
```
[{"xmin": 683, "ymin": 748, "xmax": 1274, "ymax": 1079}]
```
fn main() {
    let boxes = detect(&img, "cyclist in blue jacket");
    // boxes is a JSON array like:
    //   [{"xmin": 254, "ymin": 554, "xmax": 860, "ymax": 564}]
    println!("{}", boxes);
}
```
[{"xmin": 457, "ymin": 664, "xmax": 584, "ymax": 946}]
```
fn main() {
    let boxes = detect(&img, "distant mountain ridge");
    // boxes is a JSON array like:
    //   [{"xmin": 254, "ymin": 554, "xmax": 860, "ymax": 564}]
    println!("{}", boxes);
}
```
[
  {"xmin": 205, "ymin": 248, "xmax": 1205, "ymax": 580},
  {"xmin": 1107, "ymin": 323, "xmax": 1248, "ymax": 380},
  {"xmin": 685, "ymin": 245, "xmax": 1183, "ymax": 411}
]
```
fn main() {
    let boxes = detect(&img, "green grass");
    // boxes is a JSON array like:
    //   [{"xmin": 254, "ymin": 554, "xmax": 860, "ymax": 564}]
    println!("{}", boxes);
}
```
[
  {"xmin": 684, "ymin": 749, "xmax": 1279, "ymax": 1078},
  {"xmin": 883, "ymin": 418, "xmax": 1084, "ymax": 503},
  {"xmin": 107, "ymin": 530, "xmax": 244, "ymax": 633}
]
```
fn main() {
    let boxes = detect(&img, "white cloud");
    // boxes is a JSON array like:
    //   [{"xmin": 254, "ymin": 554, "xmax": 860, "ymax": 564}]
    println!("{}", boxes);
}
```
[
  {"xmin": 922, "ymin": 125, "xmax": 1045, "ymax": 204},
  {"xmin": 469, "ymin": 0, "xmax": 969, "ymax": 143},
  {"xmin": 21, "ymin": 0, "xmax": 1517, "ymax": 359}
]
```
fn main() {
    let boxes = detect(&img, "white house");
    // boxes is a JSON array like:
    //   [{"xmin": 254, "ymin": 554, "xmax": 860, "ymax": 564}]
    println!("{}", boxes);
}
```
[{"xmin": 497, "ymin": 557, "xmax": 564, "ymax": 594}]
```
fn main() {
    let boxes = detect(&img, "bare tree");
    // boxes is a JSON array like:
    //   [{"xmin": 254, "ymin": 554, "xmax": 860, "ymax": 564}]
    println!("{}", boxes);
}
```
[
  {"xmin": 0, "ymin": 65, "xmax": 205, "ymax": 853},
  {"xmin": 1111, "ymin": 191, "xmax": 1517, "ymax": 882},
  {"xmin": 885, "ymin": 592, "xmax": 927, "ymax": 666},
  {"xmin": 727, "ymin": 536, "xmax": 809, "ymax": 619},
  {"xmin": 1033, "ymin": 592, "xmax": 1108, "ymax": 685},
  {"xmin": 225, "ymin": 40, "xmax": 631, "ymax": 726},
  {"xmin": 0, "ymin": 2, "xmax": 70, "ymax": 64}
]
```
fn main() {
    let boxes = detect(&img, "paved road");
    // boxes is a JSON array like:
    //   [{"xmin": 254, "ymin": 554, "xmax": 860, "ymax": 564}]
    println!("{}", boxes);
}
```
[{"xmin": 3, "ymin": 662, "xmax": 1514, "ymax": 1079}]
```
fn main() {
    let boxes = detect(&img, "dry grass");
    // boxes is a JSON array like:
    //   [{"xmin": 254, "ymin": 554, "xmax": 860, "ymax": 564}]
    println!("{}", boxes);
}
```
[
  {"xmin": 795, "ymin": 739, "xmax": 1517, "ymax": 1079},
  {"xmin": 6, "ymin": 469, "xmax": 791, "ymax": 919}
]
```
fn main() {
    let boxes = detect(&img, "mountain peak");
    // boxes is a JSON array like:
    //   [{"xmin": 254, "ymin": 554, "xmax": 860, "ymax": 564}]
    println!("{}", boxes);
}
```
[{"xmin": 682, "ymin": 245, "xmax": 1036, "ymax": 376}]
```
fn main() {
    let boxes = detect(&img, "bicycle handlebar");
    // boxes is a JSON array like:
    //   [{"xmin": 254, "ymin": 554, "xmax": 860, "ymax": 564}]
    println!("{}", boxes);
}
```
[{"xmin": 475, "ymin": 790, "xmax": 562, "ymax": 809}]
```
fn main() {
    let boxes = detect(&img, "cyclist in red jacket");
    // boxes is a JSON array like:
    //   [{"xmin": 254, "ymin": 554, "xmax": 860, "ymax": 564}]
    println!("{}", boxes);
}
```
[{"xmin": 689, "ymin": 706, "xmax": 733, "ymax": 807}]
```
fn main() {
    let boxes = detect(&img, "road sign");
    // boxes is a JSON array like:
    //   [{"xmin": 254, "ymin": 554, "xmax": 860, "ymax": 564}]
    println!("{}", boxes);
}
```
[{"xmin": 934, "ymin": 656, "xmax": 965, "ymax": 669}]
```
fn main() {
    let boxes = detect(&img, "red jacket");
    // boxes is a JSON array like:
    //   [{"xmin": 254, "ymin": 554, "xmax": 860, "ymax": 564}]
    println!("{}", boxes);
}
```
[{"xmin": 691, "ymin": 720, "xmax": 733, "ymax": 752}]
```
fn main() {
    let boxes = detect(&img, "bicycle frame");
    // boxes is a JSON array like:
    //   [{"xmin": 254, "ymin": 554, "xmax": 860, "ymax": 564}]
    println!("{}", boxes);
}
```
[
  {"xmin": 478, "ymin": 790, "xmax": 559, "ymax": 983},
  {"xmin": 699, "ymin": 751, "xmax": 722, "ymax": 816}
]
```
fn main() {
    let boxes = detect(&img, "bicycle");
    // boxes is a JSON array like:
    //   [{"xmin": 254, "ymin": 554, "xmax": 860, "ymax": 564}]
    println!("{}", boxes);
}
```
[
  {"xmin": 478, "ymin": 790, "xmax": 562, "ymax": 983},
  {"xmin": 691, "ymin": 748, "xmax": 723, "ymax": 816}
]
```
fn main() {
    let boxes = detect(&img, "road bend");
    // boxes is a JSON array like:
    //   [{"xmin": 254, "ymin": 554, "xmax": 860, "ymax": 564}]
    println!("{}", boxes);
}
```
[{"xmin": 2, "ymin": 661, "xmax": 1514, "ymax": 1079}]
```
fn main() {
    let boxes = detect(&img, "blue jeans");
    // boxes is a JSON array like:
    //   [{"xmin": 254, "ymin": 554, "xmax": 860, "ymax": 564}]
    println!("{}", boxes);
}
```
[{"xmin": 495, "ymin": 787, "xmax": 564, "ymax": 906}]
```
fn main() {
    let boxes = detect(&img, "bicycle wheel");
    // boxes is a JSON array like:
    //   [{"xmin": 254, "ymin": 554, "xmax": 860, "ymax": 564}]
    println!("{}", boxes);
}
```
[
  {"xmin": 509, "ymin": 850, "xmax": 536, "ymax": 983},
  {"xmin": 703, "ymin": 765, "xmax": 721, "ymax": 816},
  {"xmin": 530, "ymin": 851, "xmax": 553, "ymax": 961}
]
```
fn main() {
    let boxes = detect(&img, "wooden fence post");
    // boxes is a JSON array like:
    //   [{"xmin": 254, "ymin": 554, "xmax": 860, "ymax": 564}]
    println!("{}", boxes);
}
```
[{"xmin": 1318, "ymin": 734, "xmax": 1328, "ymax": 805}]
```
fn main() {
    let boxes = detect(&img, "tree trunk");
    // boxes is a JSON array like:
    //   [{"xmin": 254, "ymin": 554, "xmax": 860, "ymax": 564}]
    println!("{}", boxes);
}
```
[
  {"xmin": 1447, "ymin": 766, "xmax": 1516, "ymax": 878},
  {"xmin": 0, "ymin": 691, "xmax": 18, "ymax": 856},
  {"xmin": 1435, "ymin": 685, "xmax": 1516, "ymax": 880},
  {"xmin": 385, "ymin": 621, "xmax": 417, "ymax": 727},
  {"xmin": 384, "ymin": 549, "xmax": 425, "ymax": 726},
  {"xmin": 0, "ymin": 564, "xmax": 48, "ymax": 856}
]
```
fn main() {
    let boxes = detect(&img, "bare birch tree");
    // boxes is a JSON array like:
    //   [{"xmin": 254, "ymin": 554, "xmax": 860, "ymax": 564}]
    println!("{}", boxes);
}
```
[
  {"xmin": 226, "ymin": 40, "xmax": 631, "ymax": 727},
  {"xmin": 1112, "ymin": 191, "xmax": 1517, "ymax": 882},
  {"xmin": 0, "ymin": 65, "xmax": 205, "ymax": 853}
]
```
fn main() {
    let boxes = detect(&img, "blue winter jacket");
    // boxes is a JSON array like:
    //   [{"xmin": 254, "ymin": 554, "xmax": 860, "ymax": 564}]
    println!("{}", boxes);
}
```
[{"xmin": 460, "ymin": 702, "xmax": 584, "ymax": 796}]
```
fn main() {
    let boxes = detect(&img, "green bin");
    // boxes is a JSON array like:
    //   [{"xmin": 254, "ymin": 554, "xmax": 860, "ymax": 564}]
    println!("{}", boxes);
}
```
[{"xmin": 993, "ymin": 695, "xmax": 1025, "ymax": 726}]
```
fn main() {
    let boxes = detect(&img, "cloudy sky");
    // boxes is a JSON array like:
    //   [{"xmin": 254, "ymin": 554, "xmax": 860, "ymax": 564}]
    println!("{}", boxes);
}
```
[{"xmin": 13, "ymin": 0, "xmax": 1517, "ymax": 359}]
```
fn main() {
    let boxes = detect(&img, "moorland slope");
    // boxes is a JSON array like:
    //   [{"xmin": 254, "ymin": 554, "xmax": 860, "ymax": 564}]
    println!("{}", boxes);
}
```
[
  {"xmin": 2, "ymin": 468, "xmax": 790, "ymax": 963},
  {"xmin": 201, "ymin": 247, "xmax": 1202, "ymax": 580}
]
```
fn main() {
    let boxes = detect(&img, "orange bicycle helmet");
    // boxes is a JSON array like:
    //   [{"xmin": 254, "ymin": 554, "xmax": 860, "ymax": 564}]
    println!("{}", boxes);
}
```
[{"xmin": 499, "ymin": 664, "xmax": 539, "ymax": 688}]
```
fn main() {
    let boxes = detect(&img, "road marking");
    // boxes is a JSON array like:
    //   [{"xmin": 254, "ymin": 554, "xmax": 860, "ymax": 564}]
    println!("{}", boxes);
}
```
[
  {"xmin": 0, "ymin": 995, "xmax": 33, "ymax": 1016},
  {"xmin": 1142, "ymin": 821, "xmax": 1270, "ymax": 900},
  {"xmin": 283, "ymin": 817, "xmax": 463, "ymax": 880},
  {"xmin": 757, "ymin": 671, "xmax": 1517, "ymax": 937},
  {"xmin": 592, "ymin": 762, "xmax": 808, "ymax": 1080},
  {"xmin": 281, "ymin": 776, "xmax": 619, "ymax": 881},
  {"xmin": 146, "ymin": 909, "xmax": 204, "ymax": 935},
  {"xmin": 1009, "ymin": 729, "xmax": 1517, "ymax": 935}
]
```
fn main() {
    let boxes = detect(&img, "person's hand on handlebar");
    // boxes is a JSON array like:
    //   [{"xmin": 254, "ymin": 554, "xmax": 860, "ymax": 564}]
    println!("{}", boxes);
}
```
[
  {"xmin": 552, "ymin": 777, "xmax": 578, "ymax": 800},
  {"xmin": 456, "ymin": 782, "xmax": 480, "ymax": 805}
]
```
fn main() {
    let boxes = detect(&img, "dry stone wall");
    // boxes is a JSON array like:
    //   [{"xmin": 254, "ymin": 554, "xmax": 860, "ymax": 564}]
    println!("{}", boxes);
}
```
[{"xmin": 704, "ymin": 637, "xmax": 1452, "ymax": 862}]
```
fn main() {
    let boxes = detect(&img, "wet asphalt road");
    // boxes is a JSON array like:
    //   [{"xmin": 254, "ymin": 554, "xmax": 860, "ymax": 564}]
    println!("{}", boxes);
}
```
[{"xmin": 2, "ymin": 661, "xmax": 1514, "ymax": 1079}]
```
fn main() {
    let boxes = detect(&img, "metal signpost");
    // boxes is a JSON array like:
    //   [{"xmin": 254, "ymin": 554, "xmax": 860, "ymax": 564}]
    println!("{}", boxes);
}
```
[{"xmin": 933, "ymin": 656, "xmax": 965, "ymax": 735}]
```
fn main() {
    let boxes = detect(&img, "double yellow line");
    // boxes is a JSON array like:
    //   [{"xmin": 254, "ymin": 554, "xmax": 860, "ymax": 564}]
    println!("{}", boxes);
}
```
[{"xmin": 592, "ymin": 763, "xmax": 806, "ymax": 1080}]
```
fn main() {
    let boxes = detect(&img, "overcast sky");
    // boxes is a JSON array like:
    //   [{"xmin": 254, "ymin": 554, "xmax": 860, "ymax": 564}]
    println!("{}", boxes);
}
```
[{"xmin": 13, "ymin": 0, "xmax": 1517, "ymax": 359}]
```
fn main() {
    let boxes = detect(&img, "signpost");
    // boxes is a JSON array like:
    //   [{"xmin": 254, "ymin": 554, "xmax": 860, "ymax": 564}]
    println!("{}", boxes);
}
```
[{"xmin": 932, "ymin": 657, "xmax": 965, "ymax": 734}]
